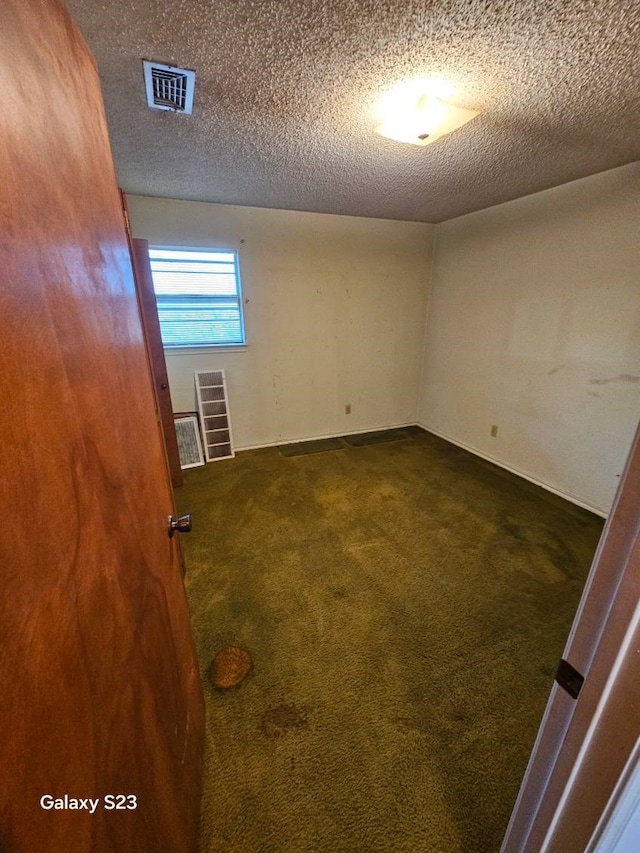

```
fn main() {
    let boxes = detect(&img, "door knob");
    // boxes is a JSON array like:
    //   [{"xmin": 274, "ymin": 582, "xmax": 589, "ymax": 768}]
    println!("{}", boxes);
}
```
[{"xmin": 168, "ymin": 513, "xmax": 192, "ymax": 538}]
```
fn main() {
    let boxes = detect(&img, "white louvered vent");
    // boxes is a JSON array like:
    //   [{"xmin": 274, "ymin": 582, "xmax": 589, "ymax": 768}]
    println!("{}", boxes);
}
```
[
  {"xmin": 194, "ymin": 370, "xmax": 235, "ymax": 461},
  {"xmin": 174, "ymin": 416, "xmax": 205, "ymax": 469},
  {"xmin": 143, "ymin": 61, "xmax": 195, "ymax": 114}
]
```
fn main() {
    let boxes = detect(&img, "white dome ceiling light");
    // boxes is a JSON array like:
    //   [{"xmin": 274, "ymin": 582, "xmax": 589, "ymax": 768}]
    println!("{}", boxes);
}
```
[{"xmin": 374, "ymin": 79, "xmax": 480, "ymax": 147}]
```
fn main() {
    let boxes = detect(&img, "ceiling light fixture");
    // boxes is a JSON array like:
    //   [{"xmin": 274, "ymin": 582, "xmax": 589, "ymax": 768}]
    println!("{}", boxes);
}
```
[{"xmin": 374, "ymin": 79, "xmax": 480, "ymax": 147}]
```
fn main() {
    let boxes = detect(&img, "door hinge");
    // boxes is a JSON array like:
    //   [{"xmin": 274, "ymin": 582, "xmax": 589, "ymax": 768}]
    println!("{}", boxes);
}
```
[{"xmin": 555, "ymin": 658, "xmax": 584, "ymax": 700}]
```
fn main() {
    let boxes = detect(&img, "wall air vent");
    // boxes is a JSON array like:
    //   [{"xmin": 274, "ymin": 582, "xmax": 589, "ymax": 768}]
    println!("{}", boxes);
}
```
[
  {"xmin": 174, "ymin": 415, "xmax": 205, "ymax": 469},
  {"xmin": 143, "ymin": 60, "xmax": 195, "ymax": 114},
  {"xmin": 194, "ymin": 370, "xmax": 235, "ymax": 461}
]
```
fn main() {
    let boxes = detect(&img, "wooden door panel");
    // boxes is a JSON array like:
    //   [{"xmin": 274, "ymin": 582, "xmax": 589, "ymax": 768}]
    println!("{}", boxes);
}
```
[{"xmin": 0, "ymin": 2, "xmax": 204, "ymax": 851}]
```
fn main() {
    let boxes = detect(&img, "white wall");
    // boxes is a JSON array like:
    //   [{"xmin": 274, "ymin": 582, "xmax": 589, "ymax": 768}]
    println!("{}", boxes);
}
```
[
  {"xmin": 128, "ymin": 196, "xmax": 434, "ymax": 449},
  {"xmin": 418, "ymin": 163, "xmax": 640, "ymax": 515}
]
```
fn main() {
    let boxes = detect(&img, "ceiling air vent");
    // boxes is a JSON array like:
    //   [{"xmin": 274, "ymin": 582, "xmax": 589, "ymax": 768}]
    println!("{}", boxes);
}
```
[{"xmin": 142, "ymin": 60, "xmax": 195, "ymax": 114}]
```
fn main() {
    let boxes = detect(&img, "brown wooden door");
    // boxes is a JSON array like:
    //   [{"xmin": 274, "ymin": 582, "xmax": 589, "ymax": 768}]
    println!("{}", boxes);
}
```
[{"xmin": 0, "ymin": 2, "xmax": 204, "ymax": 851}]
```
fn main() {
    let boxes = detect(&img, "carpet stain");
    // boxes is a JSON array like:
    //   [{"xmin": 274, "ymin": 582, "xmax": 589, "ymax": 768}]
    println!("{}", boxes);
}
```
[
  {"xmin": 209, "ymin": 646, "xmax": 253, "ymax": 689},
  {"xmin": 261, "ymin": 703, "xmax": 311, "ymax": 738},
  {"xmin": 502, "ymin": 519, "xmax": 527, "ymax": 543}
]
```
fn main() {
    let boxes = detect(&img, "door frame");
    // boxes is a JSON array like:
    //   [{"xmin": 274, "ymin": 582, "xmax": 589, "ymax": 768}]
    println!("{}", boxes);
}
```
[{"xmin": 121, "ymin": 195, "xmax": 183, "ymax": 490}]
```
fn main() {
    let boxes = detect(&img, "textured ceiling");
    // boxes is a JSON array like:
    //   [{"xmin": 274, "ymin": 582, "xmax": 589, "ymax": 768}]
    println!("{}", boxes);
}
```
[{"xmin": 66, "ymin": 0, "xmax": 640, "ymax": 222}]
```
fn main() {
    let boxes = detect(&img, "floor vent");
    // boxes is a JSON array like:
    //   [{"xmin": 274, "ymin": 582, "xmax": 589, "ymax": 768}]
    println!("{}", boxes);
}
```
[
  {"xmin": 279, "ymin": 438, "xmax": 344, "ymax": 457},
  {"xmin": 195, "ymin": 370, "xmax": 235, "ymax": 461},
  {"xmin": 174, "ymin": 415, "xmax": 205, "ymax": 468},
  {"xmin": 343, "ymin": 428, "xmax": 414, "ymax": 447},
  {"xmin": 143, "ymin": 61, "xmax": 195, "ymax": 114}
]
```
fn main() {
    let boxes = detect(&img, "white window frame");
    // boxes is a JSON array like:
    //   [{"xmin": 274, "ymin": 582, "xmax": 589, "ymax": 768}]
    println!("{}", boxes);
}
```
[{"xmin": 148, "ymin": 245, "xmax": 247, "ymax": 351}]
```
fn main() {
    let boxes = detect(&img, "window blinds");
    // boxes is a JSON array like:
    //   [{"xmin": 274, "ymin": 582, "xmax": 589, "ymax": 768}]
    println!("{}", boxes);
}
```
[{"xmin": 148, "ymin": 248, "xmax": 245, "ymax": 347}]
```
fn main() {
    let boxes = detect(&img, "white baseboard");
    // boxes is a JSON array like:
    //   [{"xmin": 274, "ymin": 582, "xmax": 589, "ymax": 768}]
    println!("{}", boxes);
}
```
[
  {"xmin": 416, "ymin": 422, "xmax": 607, "ymax": 519},
  {"xmin": 233, "ymin": 419, "xmax": 606, "ymax": 518},
  {"xmin": 234, "ymin": 421, "xmax": 415, "ymax": 453}
]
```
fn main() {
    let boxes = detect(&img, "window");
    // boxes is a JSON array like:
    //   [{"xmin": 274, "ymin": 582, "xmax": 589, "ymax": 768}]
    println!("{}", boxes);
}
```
[{"xmin": 148, "ymin": 247, "xmax": 245, "ymax": 348}]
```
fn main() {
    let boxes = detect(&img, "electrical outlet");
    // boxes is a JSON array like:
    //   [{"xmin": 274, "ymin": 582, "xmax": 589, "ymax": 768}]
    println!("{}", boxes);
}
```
[
  {"xmin": 345, "ymin": 404, "xmax": 351, "ymax": 415},
  {"xmin": 490, "ymin": 424, "xmax": 498, "ymax": 437}
]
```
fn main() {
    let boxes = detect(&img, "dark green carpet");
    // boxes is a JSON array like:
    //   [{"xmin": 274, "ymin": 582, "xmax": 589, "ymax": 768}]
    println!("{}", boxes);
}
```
[{"xmin": 178, "ymin": 429, "xmax": 603, "ymax": 853}]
